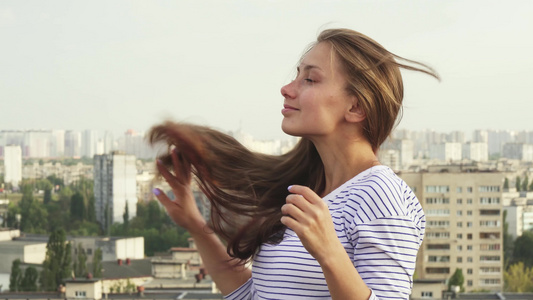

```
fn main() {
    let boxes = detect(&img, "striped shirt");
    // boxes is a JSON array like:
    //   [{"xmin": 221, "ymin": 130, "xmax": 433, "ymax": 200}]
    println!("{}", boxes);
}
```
[{"xmin": 225, "ymin": 165, "xmax": 426, "ymax": 300}]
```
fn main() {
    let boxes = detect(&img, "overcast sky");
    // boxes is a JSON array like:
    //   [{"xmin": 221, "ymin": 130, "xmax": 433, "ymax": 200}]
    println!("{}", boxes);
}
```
[{"xmin": 1, "ymin": 1, "xmax": 532, "ymax": 140}]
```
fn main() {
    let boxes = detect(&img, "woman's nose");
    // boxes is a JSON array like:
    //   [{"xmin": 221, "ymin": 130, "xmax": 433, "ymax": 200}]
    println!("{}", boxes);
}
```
[{"xmin": 281, "ymin": 81, "xmax": 296, "ymax": 99}]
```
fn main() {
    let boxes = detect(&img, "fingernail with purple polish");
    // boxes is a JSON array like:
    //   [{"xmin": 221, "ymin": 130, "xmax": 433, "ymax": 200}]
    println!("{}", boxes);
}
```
[
  {"xmin": 287, "ymin": 185, "xmax": 293, "ymax": 191},
  {"xmin": 153, "ymin": 188, "xmax": 161, "ymax": 196}
]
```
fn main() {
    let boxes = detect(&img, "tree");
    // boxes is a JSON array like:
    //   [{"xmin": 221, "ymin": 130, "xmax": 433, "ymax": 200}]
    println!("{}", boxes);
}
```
[
  {"xmin": 92, "ymin": 248, "xmax": 103, "ymax": 278},
  {"xmin": 87, "ymin": 195, "xmax": 96, "ymax": 222},
  {"xmin": 46, "ymin": 174, "xmax": 64, "ymax": 189},
  {"xmin": 522, "ymin": 175, "xmax": 529, "ymax": 192},
  {"xmin": 503, "ymin": 210, "xmax": 514, "ymax": 268},
  {"xmin": 20, "ymin": 266, "xmax": 39, "ymax": 291},
  {"xmin": 503, "ymin": 177, "xmax": 509, "ymax": 190},
  {"xmin": 19, "ymin": 184, "xmax": 34, "ymax": 231},
  {"xmin": 448, "ymin": 268, "xmax": 464, "ymax": 292},
  {"xmin": 516, "ymin": 176, "xmax": 521, "ymax": 192},
  {"xmin": 40, "ymin": 229, "xmax": 72, "ymax": 291},
  {"xmin": 9, "ymin": 259, "xmax": 23, "ymax": 291},
  {"xmin": 44, "ymin": 188, "xmax": 52, "ymax": 205},
  {"xmin": 513, "ymin": 231, "xmax": 533, "ymax": 268},
  {"xmin": 504, "ymin": 262, "xmax": 533, "ymax": 292},
  {"xmin": 70, "ymin": 192, "xmax": 86, "ymax": 221},
  {"xmin": 123, "ymin": 202, "xmax": 129, "ymax": 232},
  {"xmin": 73, "ymin": 243, "xmax": 88, "ymax": 278}
]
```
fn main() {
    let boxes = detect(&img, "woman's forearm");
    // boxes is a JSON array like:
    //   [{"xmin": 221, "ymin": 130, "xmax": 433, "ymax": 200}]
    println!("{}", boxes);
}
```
[
  {"xmin": 188, "ymin": 222, "xmax": 252, "ymax": 295},
  {"xmin": 319, "ymin": 243, "xmax": 372, "ymax": 300}
]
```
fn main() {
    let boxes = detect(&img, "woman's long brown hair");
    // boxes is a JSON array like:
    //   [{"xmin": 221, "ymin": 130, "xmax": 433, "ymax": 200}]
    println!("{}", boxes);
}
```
[
  {"xmin": 149, "ymin": 122, "xmax": 324, "ymax": 261},
  {"xmin": 149, "ymin": 28, "xmax": 438, "ymax": 263}
]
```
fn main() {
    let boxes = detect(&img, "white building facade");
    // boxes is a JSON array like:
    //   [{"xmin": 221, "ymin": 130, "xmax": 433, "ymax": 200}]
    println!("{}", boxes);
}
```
[
  {"xmin": 4, "ymin": 145, "xmax": 22, "ymax": 188},
  {"xmin": 429, "ymin": 143, "xmax": 462, "ymax": 162},
  {"xmin": 463, "ymin": 142, "xmax": 489, "ymax": 162},
  {"xmin": 94, "ymin": 152, "xmax": 138, "ymax": 230}
]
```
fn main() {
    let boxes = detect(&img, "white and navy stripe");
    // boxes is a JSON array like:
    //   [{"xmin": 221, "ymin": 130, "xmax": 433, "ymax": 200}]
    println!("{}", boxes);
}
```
[{"xmin": 225, "ymin": 166, "xmax": 425, "ymax": 300}]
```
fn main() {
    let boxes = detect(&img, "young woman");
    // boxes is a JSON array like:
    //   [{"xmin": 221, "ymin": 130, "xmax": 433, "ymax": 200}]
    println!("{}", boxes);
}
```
[{"xmin": 150, "ymin": 28, "xmax": 438, "ymax": 300}]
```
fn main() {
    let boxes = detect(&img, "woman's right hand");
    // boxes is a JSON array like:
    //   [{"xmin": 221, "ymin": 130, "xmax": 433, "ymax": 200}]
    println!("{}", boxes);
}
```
[{"xmin": 153, "ymin": 149, "xmax": 206, "ymax": 233}]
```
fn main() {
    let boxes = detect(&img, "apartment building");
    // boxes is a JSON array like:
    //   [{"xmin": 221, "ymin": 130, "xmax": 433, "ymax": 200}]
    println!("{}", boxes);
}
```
[
  {"xmin": 94, "ymin": 152, "xmax": 138, "ymax": 230},
  {"xmin": 400, "ymin": 165, "xmax": 504, "ymax": 292}
]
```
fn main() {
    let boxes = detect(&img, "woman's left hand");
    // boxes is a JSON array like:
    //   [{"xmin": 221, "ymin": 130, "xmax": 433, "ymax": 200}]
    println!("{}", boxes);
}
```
[{"xmin": 280, "ymin": 185, "xmax": 342, "ymax": 263}]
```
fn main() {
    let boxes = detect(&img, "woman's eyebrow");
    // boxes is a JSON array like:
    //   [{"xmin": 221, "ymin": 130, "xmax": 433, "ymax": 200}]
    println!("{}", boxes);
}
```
[{"xmin": 297, "ymin": 64, "xmax": 323, "ymax": 73}]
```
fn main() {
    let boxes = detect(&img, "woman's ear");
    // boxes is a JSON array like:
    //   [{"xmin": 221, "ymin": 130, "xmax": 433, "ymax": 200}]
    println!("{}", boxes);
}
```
[{"xmin": 345, "ymin": 96, "xmax": 366, "ymax": 123}]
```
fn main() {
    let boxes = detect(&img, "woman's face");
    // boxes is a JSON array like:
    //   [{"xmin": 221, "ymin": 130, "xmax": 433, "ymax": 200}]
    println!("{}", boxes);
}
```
[{"xmin": 281, "ymin": 42, "xmax": 354, "ymax": 139}]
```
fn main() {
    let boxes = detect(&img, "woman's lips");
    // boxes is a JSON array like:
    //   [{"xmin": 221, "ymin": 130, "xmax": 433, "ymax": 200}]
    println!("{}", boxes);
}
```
[{"xmin": 282, "ymin": 104, "xmax": 299, "ymax": 115}]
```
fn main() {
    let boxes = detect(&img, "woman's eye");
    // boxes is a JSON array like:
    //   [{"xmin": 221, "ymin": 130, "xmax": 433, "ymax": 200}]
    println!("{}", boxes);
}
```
[{"xmin": 304, "ymin": 78, "xmax": 314, "ymax": 83}]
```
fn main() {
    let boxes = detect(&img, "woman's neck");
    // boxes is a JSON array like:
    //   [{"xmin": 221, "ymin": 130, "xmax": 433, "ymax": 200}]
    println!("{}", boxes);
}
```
[{"xmin": 312, "ymin": 135, "xmax": 379, "ymax": 197}]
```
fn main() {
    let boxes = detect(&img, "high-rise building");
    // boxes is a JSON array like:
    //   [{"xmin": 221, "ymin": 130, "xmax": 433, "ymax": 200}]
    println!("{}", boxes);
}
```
[
  {"xmin": 429, "ymin": 143, "xmax": 462, "ymax": 162},
  {"xmin": 401, "ymin": 166, "xmax": 504, "ymax": 292},
  {"xmin": 50, "ymin": 130, "xmax": 65, "ymax": 157},
  {"xmin": 94, "ymin": 152, "xmax": 138, "ymax": 231},
  {"xmin": 502, "ymin": 143, "xmax": 533, "ymax": 161},
  {"xmin": 82, "ymin": 130, "xmax": 98, "ymax": 158},
  {"xmin": 24, "ymin": 130, "xmax": 52, "ymax": 158},
  {"xmin": 4, "ymin": 145, "xmax": 22, "ymax": 189},
  {"xmin": 65, "ymin": 130, "xmax": 82, "ymax": 158},
  {"xmin": 463, "ymin": 142, "xmax": 489, "ymax": 162},
  {"xmin": 0, "ymin": 131, "xmax": 25, "ymax": 158},
  {"xmin": 473, "ymin": 130, "xmax": 489, "ymax": 143}
]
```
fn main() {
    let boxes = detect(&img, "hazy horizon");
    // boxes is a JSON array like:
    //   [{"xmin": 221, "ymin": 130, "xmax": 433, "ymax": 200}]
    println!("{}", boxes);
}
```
[{"xmin": 1, "ymin": 1, "xmax": 532, "ymax": 140}]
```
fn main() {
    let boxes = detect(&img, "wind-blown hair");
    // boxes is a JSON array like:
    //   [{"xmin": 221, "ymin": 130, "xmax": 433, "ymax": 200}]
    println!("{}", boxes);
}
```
[{"xmin": 149, "ymin": 28, "xmax": 438, "ymax": 262}]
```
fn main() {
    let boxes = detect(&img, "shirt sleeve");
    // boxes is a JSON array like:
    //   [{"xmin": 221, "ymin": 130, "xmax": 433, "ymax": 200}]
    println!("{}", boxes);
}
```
[
  {"xmin": 347, "ymin": 216, "xmax": 421, "ymax": 300},
  {"xmin": 223, "ymin": 278, "xmax": 253, "ymax": 300}
]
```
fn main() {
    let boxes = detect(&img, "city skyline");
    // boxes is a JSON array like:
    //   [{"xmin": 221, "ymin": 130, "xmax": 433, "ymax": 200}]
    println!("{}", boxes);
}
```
[{"xmin": 1, "ymin": 1, "xmax": 532, "ymax": 140}]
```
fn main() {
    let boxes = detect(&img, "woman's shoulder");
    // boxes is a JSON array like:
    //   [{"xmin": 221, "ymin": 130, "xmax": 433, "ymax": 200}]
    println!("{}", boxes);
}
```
[{"xmin": 329, "ymin": 165, "xmax": 418, "ymax": 222}]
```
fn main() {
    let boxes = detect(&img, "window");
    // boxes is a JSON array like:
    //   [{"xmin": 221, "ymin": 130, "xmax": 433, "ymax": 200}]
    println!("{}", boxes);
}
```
[
  {"xmin": 426, "ymin": 197, "xmax": 450, "ymax": 204},
  {"xmin": 467, "ymin": 257, "xmax": 473, "ymax": 263},
  {"xmin": 467, "ymin": 198, "xmax": 473, "ymax": 204},
  {"xmin": 426, "ymin": 209, "xmax": 450, "ymax": 216},
  {"xmin": 480, "ymin": 209, "xmax": 500, "ymax": 216},
  {"xmin": 480, "ymin": 232, "xmax": 500, "ymax": 239},
  {"xmin": 457, "ymin": 210, "xmax": 463, "ymax": 216},
  {"xmin": 457, "ymin": 257, "xmax": 463, "ymax": 263},
  {"xmin": 426, "ymin": 185, "xmax": 450, "ymax": 193},
  {"xmin": 468, "ymin": 280, "xmax": 473, "ymax": 286},
  {"xmin": 480, "ymin": 220, "xmax": 501, "ymax": 227},
  {"xmin": 426, "ymin": 232, "xmax": 450, "ymax": 239},
  {"xmin": 75, "ymin": 291, "xmax": 87, "ymax": 298},
  {"xmin": 467, "ymin": 268, "xmax": 473, "ymax": 274},
  {"xmin": 480, "ymin": 256, "xmax": 500, "ymax": 262},
  {"xmin": 479, "ymin": 186, "xmax": 500, "ymax": 192},
  {"xmin": 428, "ymin": 256, "xmax": 450, "ymax": 262},
  {"xmin": 427, "ymin": 220, "xmax": 450, "ymax": 228},
  {"xmin": 480, "ymin": 197, "xmax": 500, "ymax": 205},
  {"xmin": 467, "ymin": 234, "xmax": 473, "ymax": 240},
  {"xmin": 467, "ymin": 187, "xmax": 473, "ymax": 193},
  {"xmin": 467, "ymin": 210, "xmax": 473, "ymax": 216},
  {"xmin": 467, "ymin": 245, "xmax": 473, "ymax": 251},
  {"xmin": 480, "ymin": 267, "xmax": 501, "ymax": 274},
  {"xmin": 467, "ymin": 222, "xmax": 473, "ymax": 228},
  {"xmin": 480, "ymin": 279, "xmax": 501, "ymax": 285},
  {"xmin": 421, "ymin": 292, "xmax": 433, "ymax": 298},
  {"xmin": 480, "ymin": 244, "xmax": 501, "ymax": 251},
  {"xmin": 87, "ymin": 248, "xmax": 92, "ymax": 255},
  {"xmin": 457, "ymin": 233, "xmax": 463, "ymax": 239},
  {"xmin": 457, "ymin": 245, "xmax": 462, "ymax": 251},
  {"xmin": 457, "ymin": 198, "xmax": 463, "ymax": 204},
  {"xmin": 457, "ymin": 187, "xmax": 463, "ymax": 193},
  {"xmin": 427, "ymin": 244, "xmax": 450, "ymax": 250},
  {"xmin": 457, "ymin": 222, "xmax": 463, "ymax": 228},
  {"xmin": 426, "ymin": 267, "xmax": 450, "ymax": 274}
]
